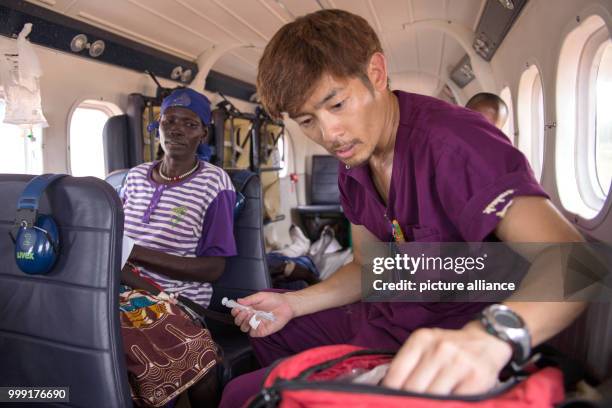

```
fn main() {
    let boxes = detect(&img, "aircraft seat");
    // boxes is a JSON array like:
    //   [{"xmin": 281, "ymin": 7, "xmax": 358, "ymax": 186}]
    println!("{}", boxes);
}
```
[
  {"xmin": 0, "ymin": 174, "xmax": 131, "ymax": 408},
  {"xmin": 105, "ymin": 168, "xmax": 130, "ymax": 195},
  {"xmin": 206, "ymin": 170, "xmax": 271, "ymax": 384},
  {"xmin": 296, "ymin": 155, "xmax": 350, "ymax": 247},
  {"xmin": 102, "ymin": 114, "xmax": 130, "ymax": 174},
  {"xmin": 550, "ymin": 300, "xmax": 612, "ymax": 385}
]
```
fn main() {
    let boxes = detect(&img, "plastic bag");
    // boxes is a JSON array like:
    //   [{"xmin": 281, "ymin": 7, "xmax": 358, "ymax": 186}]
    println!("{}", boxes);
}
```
[{"xmin": 0, "ymin": 23, "xmax": 48, "ymax": 127}]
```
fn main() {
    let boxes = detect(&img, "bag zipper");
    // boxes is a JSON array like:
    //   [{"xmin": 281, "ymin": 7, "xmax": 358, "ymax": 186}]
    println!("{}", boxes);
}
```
[{"xmin": 248, "ymin": 349, "xmax": 519, "ymax": 407}]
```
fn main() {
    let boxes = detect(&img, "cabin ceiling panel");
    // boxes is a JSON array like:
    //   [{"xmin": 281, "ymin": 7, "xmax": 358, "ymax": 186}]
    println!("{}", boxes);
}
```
[
  {"xmin": 329, "ymin": 0, "xmax": 382, "ymax": 33},
  {"xmin": 213, "ymin": 52, "xmax": 257, "ymax": 86},
  {"xmin": 26, "ymin": 0, "xmax": 76, "ymax": 14},
  {"xmin": 131, "ymin": 0, "xmax": 255, "ymax": 51},
  {"xmin": 23, "ymin": 0, "xmax": 487, "ymax": 90},
  {"xmin": 443, "ymin": 35, "xmax": 469, "ymax": 77},
  {"xmin": 416, "ymin": 28, "xmax": 445, "ymax": 77},
  {"xmin": 332, "ymin": 0, "xmax": 400, "ymax": 72},
  {"xmin": 411, "ymin": 0, "xmax": 447, "ymax": 22},
  {"xmin": 27, "ymin": 0, "xmax": 76, "ymax": 14},
  {"xmin": 273, "ymin": 0, "xmax": 321, "ymax": 18},
  {"xmin": 369, "ymin": 0, "xmax": 411, "ymax": 31},
  {"xmin": 61, "ymin": 1, "xmax": 214, "ymax": 59},
  {"xmin": 201, "ymin": 0, "xmax": 287, "ymax": 41},
  {"xmin": 448, "ymin": 0, "xmax": 485, "ymax": 29},
  {"xmin": 175, "ymin": 0, "xmax": 270, "ymax": 47},
  {"xmin": 230, "ymin": 46, "xmax": 262, "ymax": 69},
  {"xmin": 385, "ymin": 31, "xmax": 420, "ymax": 74}
]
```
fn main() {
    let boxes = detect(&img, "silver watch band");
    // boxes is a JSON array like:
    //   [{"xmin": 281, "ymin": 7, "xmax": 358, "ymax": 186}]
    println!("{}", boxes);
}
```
[{"xmin": 480, "ymin": 304, "xmax": 532, "ymax": 365}]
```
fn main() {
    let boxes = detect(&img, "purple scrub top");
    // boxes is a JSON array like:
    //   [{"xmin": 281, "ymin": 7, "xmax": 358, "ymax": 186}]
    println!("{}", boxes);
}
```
[{"xmin": 338, "ymin": 91, "xmax": 548, "ymax": 343}]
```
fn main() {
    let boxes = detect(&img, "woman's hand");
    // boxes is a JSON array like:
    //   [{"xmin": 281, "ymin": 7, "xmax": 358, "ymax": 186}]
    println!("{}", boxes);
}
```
[
  {"xmin": 157, "ymin": 291, "xmax": 178, "ymax": 305},
  {"xmin": 231, "ymin": 292, "xmax": 296, "ymax": 337}
]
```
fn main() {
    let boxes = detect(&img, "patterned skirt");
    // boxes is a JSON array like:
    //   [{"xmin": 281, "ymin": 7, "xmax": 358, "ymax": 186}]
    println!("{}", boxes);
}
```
[{"xmin": 119, "ymin": 286, "xmax": 218, "ymax": 407}]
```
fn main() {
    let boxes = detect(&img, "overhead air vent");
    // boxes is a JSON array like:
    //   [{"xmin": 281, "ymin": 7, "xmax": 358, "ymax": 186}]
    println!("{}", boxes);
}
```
[
  {"xmin": 472, "ymin": 0, "xmax": 528, "ymax": 61},
  {"xmin": 450, "ymin": 55, "xmax": 475, "ymax": 88}
]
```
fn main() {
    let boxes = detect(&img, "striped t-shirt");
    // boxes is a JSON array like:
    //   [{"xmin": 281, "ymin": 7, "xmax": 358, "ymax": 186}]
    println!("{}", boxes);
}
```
[{"xmin": 122, "ymin": 160, "xmax": 237, "ymax": 307}]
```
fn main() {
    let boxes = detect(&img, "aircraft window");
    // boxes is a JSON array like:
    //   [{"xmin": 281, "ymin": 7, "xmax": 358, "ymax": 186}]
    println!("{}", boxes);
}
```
[
  {"xmin": 595, "ymin": 40, "xmax": 612, "ymax": 198},
  {"xmin": 69, "ymin": 100, "xmax": 119, "ymax": 179},
  {"xmin": 0, "ymin": 99, "xmax": 43, "ymax": 174},
  {"xmin": 499, "ymin": 86, "xmax": 515, "ymax": 144},
  {"xmin": 518, "ymin": 65, "xmax": 545, "ymax": 180},
  {"xmin": 556, "ymin": 15, "xmax": 609, "ymax": 219}
]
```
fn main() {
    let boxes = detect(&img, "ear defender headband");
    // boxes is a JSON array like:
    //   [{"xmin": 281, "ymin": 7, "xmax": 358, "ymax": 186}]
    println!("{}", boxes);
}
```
[{"xmin": 10, "ymin": 174, "xmax": 67, "ymax": 275}]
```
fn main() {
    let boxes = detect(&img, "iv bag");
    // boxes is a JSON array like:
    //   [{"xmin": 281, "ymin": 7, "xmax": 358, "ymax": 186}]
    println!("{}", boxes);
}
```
[{"xmin": 0, "ymin": 23, "xmax": 48, "ymax": 127}]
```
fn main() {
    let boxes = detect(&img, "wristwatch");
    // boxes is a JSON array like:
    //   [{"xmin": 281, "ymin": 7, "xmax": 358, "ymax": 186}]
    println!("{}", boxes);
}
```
[{"xmin": 479, "ymin": 304, "xmax": 532, "ymax": 367}]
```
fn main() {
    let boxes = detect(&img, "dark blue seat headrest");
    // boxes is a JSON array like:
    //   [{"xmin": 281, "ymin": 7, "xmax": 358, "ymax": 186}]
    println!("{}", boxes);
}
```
[
  {"xmin": 230, "ymin": 170, "xmax": 255, "ymax": 220},
  {"xmin": 234, "ymin": 191, "xmax": 246, "ymax": 219}
]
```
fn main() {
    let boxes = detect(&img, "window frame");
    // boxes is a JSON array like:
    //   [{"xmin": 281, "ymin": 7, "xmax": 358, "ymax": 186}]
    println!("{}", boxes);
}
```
[
  {"xmin": 499, "ymin": 86, "xmax": 516, "ymax": 145},
  {"xmin": 555, "ymin": 11, "xmax": 612, "ymax": 225},
  {"xmin": 67, "ymin": 99, "xmax": 122, "ymax": 178},
  {"xmin": 593, "ymin": 40, "xmax": 612, "ymax": 198},
  {"xmin": 576, "ymin": 26, "xmax": 610, "ymax": 208},
  {"xmin": 517, "ymin": 64, "xmax": 545, "ymax": 181}
]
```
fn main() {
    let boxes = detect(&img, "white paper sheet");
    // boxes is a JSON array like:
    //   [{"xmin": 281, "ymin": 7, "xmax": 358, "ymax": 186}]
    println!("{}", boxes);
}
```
[{"xmin": 121, "ymin": 235, "xmax": 135, "ymax": 269}]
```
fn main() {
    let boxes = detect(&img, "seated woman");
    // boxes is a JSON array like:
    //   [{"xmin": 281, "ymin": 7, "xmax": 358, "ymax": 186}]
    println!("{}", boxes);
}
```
[{"xmin": 120, "ymin": 88, "xmax": 236, "ymax": 407}]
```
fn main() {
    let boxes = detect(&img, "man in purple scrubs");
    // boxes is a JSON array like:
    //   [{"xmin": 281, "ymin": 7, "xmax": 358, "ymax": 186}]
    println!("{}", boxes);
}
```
[{"xmin": 220, "ymin": 9, "xmax": 584, "ymax": 407}]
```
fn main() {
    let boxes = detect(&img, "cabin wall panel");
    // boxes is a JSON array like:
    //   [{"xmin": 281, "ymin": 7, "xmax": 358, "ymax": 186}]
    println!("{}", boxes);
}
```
[
  {"xmin": 0, "ymin": 36, "xmax": 158, "ymax": 173},
  {"xmin": 0, "ymin": 35, "xmax": 259, "ymax": 175},
  {"xmin": 490, "ymin": 0, "xmax": 612, "ymax": 240}
]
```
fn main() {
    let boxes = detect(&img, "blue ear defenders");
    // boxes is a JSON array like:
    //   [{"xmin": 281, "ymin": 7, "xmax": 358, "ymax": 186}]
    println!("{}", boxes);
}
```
[{"xmin": 10, "ymin": 174, "xmax": 67, "ymax": 275}]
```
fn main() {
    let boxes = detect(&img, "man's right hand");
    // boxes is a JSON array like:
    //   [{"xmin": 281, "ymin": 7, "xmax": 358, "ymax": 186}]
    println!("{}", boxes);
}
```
[{"xmin": 231, "ymin": 291, "xmax": 295, "ymax": 337}]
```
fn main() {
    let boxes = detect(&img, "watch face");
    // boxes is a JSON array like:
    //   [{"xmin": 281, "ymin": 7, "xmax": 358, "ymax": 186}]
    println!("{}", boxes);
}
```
[{"xmin": 495, "ymin": 311, "xmax": 522, "ymax": 328}]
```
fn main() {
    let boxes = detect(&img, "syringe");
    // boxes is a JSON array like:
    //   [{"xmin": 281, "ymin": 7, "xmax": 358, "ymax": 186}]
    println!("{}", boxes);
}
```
[{"xmin": 221, "ymin": 297, "xmax": 276, "ymax": 322}]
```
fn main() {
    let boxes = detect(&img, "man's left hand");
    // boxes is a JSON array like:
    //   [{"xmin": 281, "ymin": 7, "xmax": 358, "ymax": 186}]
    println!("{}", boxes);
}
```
[{"xmin": 382, "ymin": 322, "xmax": 512, "ymax": 395}]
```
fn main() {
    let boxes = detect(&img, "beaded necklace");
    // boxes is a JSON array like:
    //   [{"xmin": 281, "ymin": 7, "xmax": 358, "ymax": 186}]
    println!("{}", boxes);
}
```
[{"xmin": 158, "ymin": 160, "xmax": 199, "ymax": 182}]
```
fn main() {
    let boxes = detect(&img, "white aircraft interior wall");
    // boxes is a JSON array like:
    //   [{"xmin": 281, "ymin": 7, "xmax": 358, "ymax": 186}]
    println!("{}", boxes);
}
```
[
  {"xmin": 490, "ymin": 0, "xmax": 612, "ymax": 241},
  {"xmin": 0, "ymin": 32, "xmax": 325, "ymax": 247}
]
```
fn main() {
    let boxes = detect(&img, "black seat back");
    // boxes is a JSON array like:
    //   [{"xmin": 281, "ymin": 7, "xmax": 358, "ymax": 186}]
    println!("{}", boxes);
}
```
[
  {"xmin": 296, "ymin": 155, "xmax": 348, "ymax": 246},
  {"xmin": 209, "ymin": 170, "xmax": 271, "ymax": 311},
  {"xmin": 0, "ymin": 175, "xmax": 131, "ymax": 408},
  {"xmin": 551, "ymin": 299, "xmax": 612, "ymax": 383},
  {"xmin": 310, "ymin": 155, "xmax": 341, "ymax": 205},
  {"xmin": 105, "ymin": 168, "xmax": 130, "ymax": 194},
  {"xmin": 102, "ymin": 114, "xmax": 130, "ymax": 174}
]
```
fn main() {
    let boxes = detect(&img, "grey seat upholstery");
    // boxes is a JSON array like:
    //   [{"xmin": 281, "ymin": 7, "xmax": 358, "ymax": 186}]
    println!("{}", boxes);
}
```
[
  {"xmin": 206, "ymin": 170, "xmax": 271, "ymax": 383},
  {"xmin": 209, "ymin": 170, "xmax": 271, "ymax": 312},
  {"xmin": 0, "ymin": 175, "xmax": 130, "ymax": 408},
  {"xmin": 105, "ymin": 168, "xmax": 130, "ymax": 194},
  {"xmin": 102, "ymin": 114, "xmax": 130, "ymax": 174},
  {"xmin": 551, "ymin": 297, "xmax": 612, "ymax": 383},
  {"xmin": 126, "ymin": 93, "xmax": 147, "ymax": 167},
  {"xmin": 296, "ymin": 155, "xmax": 349, "ymax": 246}
]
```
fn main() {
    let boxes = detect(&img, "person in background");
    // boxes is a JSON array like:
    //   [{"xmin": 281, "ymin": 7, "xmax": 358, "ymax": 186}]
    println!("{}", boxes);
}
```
[
  {"xmin": 465, "ymin": 92, "xmax": 509, "ymax": 129},
  {"xmin": 120, "ymin": 87, "xmax": 236, "ymax": 407},
  {"xmin": 121, "ymin": 87, "xmax": 236, "ymax": 308}
]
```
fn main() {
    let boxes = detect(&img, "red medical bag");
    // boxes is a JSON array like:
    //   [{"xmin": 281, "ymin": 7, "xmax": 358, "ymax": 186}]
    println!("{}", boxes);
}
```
[{"xmin": 248, "ymin": 344, "xmax": 564, "ymax": 407}]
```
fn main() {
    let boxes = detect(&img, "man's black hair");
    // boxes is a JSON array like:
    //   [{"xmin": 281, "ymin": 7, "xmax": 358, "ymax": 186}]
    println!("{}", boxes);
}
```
[{"xmin": 465, "ymin": 92, "xmax": 508, "ymax": 112}]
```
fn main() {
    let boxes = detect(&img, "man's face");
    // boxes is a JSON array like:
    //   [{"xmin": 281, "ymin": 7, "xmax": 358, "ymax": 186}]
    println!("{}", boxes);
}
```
[
  {"xmin": 291, "ymin": 74, "xmax": 386, "ymax": 167},
  {"xmin": 159, "ymin": 107, "xmax": 206, "ymax": 159}
]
